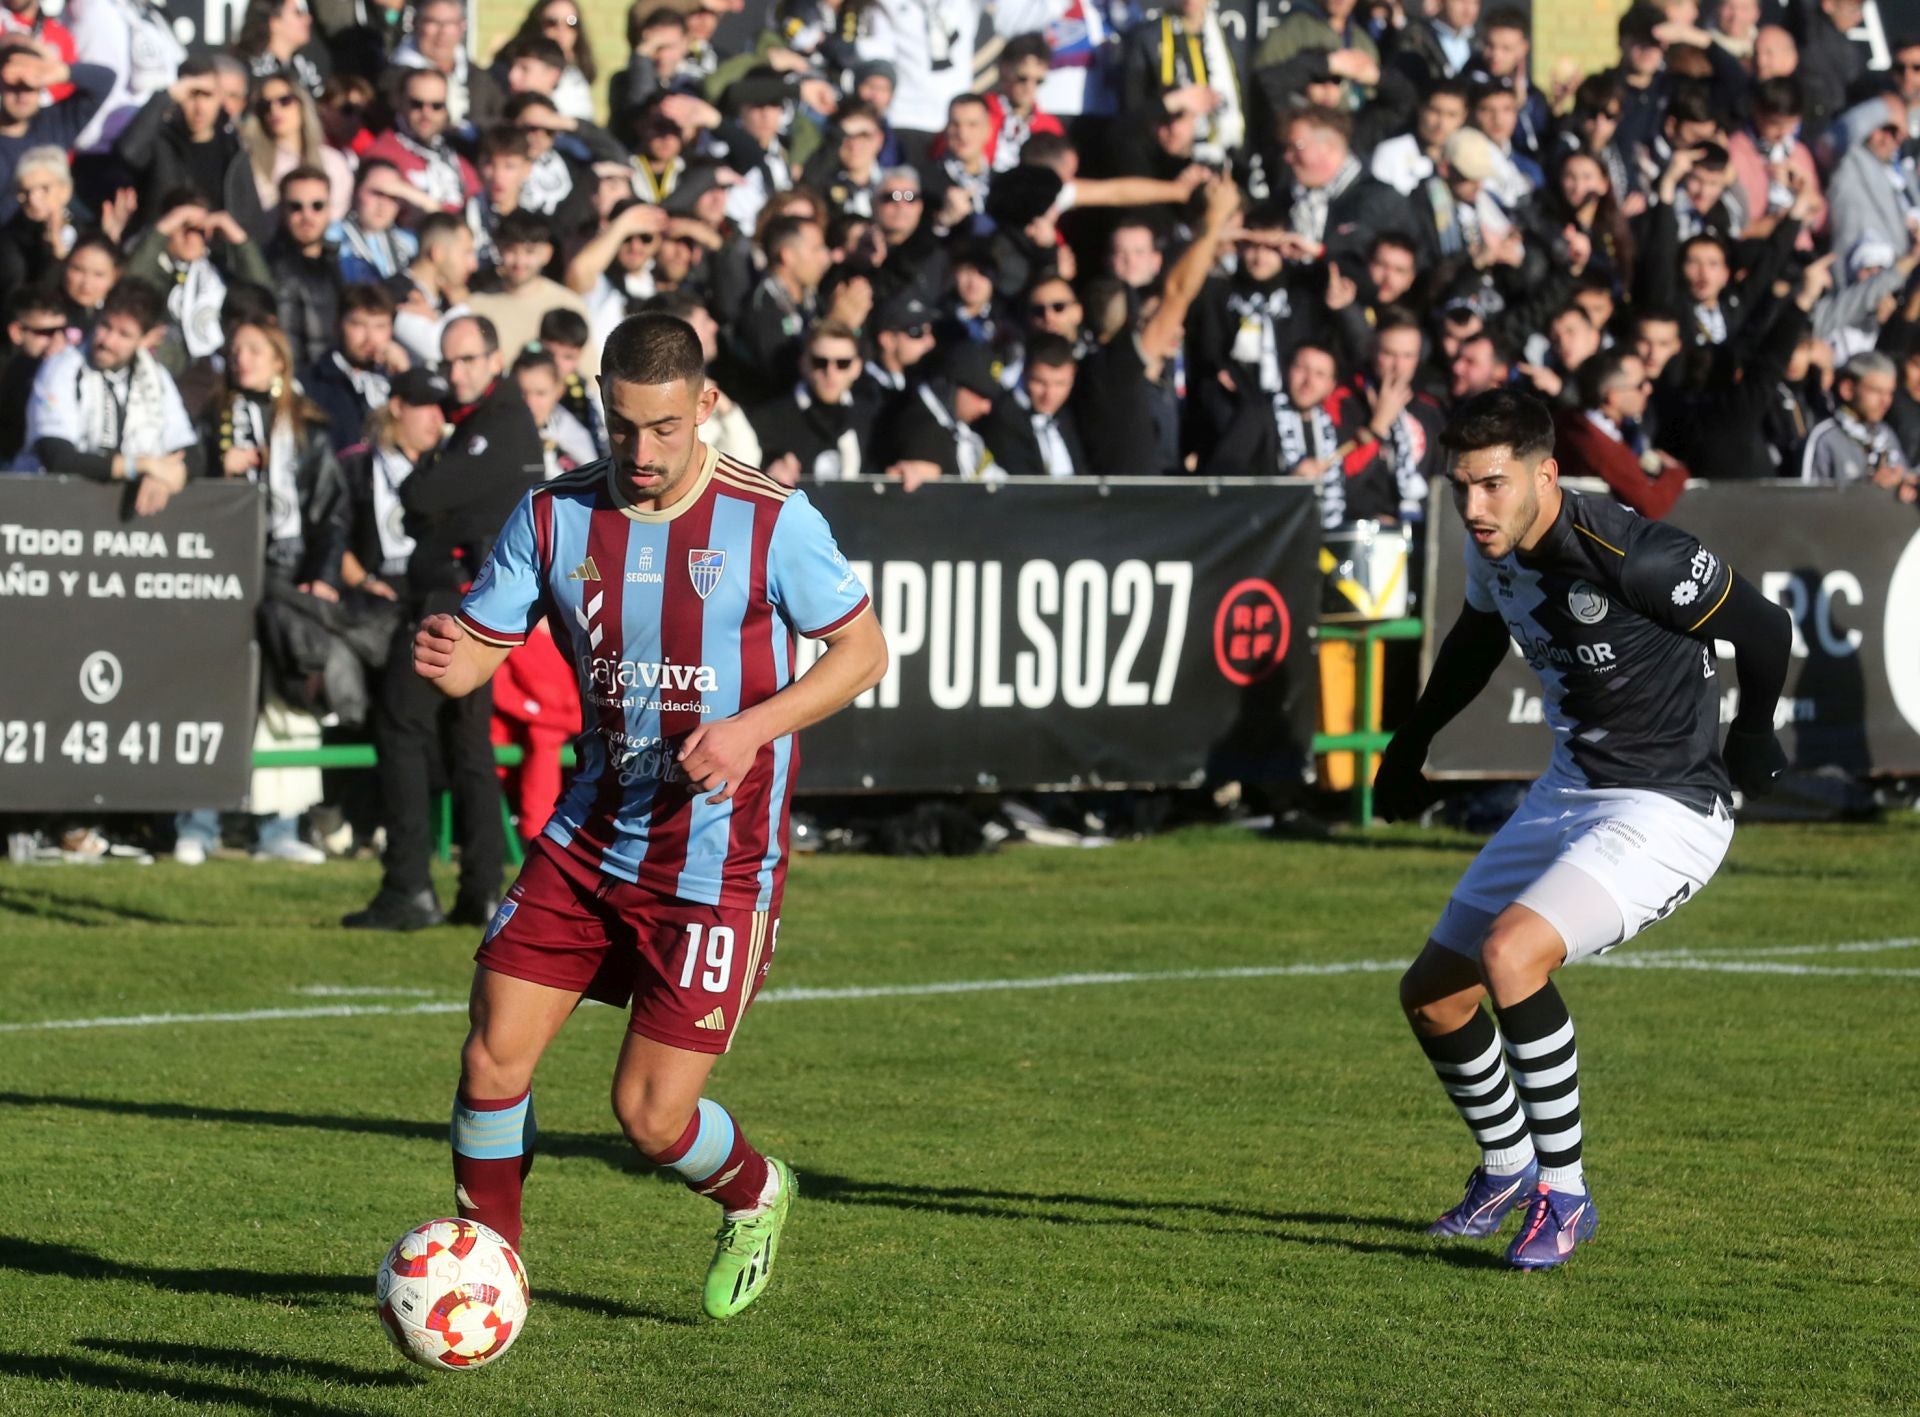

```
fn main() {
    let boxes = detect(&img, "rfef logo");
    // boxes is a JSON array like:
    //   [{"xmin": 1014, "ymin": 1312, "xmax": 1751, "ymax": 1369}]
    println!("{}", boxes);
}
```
[{"xmin": 1213, "ymin": 580, "xmax": 1290, "ymax": 685}]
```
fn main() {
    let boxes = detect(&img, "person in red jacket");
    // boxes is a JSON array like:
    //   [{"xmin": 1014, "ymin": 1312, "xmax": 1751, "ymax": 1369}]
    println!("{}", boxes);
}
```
[
  {"xmin": 1552, "ymin": 348, "xmax": 1689, "ymax": 519},
  {"xmin": 488, "ymin": 618, "xmax": 581, "ymax": 840},
  {"xmin": 983, "ymin": 34, "xmax": 1064, "ymax": 171}
]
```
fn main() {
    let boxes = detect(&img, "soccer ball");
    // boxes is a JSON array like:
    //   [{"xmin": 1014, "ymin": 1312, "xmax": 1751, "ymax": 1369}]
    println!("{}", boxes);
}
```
[{"xmin": 376, "ymin": 1217, "xmax": 530, "ymax": 1371}]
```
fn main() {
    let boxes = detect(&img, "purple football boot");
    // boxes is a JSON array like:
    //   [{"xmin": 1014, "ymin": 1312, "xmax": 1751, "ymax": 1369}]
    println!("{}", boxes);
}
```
[
  {"xmin": 1507, "ymin": 1183, "xmax": 1599, "ymax": 1269},
  {"xmin": 1426, "ymin": 1159, "xmax": 1541, "ymax": 1238}
]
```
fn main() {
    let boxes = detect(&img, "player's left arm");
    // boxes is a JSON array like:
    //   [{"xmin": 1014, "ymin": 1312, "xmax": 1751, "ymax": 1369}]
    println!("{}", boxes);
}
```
[
  {"xmin": 1621, "ymin": 522, "xmax": 1794, "ymax": 796},
  {"xmin": 677, "ymin": 490, "xmax": 888, "ymax": 803}
]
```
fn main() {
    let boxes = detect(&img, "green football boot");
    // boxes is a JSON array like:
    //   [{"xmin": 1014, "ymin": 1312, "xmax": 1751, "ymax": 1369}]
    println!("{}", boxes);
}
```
[{"xmin": 701, "ymin": 1158, "xmax": 793, "ymax": 1318}]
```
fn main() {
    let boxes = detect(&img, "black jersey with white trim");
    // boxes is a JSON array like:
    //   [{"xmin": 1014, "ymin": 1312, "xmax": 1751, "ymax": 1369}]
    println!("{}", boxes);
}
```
[{"xmin": 1462, "ymin": 490, "xmax": 1735, "ymax": 812}]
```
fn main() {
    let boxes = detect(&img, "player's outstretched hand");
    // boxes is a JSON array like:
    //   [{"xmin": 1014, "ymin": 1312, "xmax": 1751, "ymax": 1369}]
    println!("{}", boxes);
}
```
[
  {"xmin": 1372, "ymin": 730, "xmax": 1434, "ymax": 822},
  {"xmin": 414, "ymin": 613, "xmax": 464, "ymax": 680},
  {"xmin": 677, "ymin": 717, "xmax": 763, "ymax": 803},
  {"xmin": 1724, "ymin": 724, "xmax": 1789, "ymax": 799}
]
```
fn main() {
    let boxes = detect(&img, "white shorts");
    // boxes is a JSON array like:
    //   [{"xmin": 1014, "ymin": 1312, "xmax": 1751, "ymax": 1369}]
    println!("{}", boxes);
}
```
[{"xmin": 1431, "ymin": 782, "xmax": 1734, "ymax": 966}]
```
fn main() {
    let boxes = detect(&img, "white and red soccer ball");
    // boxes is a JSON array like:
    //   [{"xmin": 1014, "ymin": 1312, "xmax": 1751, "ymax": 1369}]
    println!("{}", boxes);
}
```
[{"xmin": 376, "ymin": 1217, "xmax": 530, "ymax": 1371}]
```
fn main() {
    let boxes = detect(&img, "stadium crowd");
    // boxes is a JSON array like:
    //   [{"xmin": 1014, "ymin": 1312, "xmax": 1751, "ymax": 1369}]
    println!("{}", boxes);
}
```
[{"xmin": 3, "ymin": 0, "xmax": 1918, "ymax": 905}]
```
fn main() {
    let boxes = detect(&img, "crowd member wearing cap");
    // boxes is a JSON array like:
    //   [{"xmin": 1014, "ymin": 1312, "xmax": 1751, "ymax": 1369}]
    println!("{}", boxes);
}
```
[
  {"xmin": 1410, "ymin": 126, "xmax": 1517, "ymax": 281},
  {"xmin": 848, "ymin": 58, "xmax": 902, "ymax": 165},
  {"xmin": 345, "ymin": 314, "xmax": 544, "ymax": 932},
  {"xmin": 978, "ymin": 333, "xmax": 1087, "ymax": 477},
  {"xmin": 303, "ymin": 283, "xmax": 412, "ymax": 453},
  {"xmin": 338, "ymin": 369, "xmax": 446, "ymax": 606},
  {"xmin": 750, "ymin": 317, "xmax": 873, "ymax": 483},
  {"xmin": 878, "ymin": 338, "xmax": 1006, "ymax": 486},
  {"xmin": 469, "ymin": 210, "xmax": 593, "ymax": 371},
  {"xmin": 858, "ymin": 293, "xmax": 936, "ymax": 419}
]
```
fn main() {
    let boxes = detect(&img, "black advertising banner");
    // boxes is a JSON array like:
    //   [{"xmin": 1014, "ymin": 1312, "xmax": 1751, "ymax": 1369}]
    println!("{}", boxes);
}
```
[
  {"xmin": 1424, "ymin": 484, "xmax": 1920, "ymax": 778},
  {"xmin": 0, "ymin": 477, "xmax": 264, "ymax": 811},
  {"xmin": 795, "ymin": 479, "xmax": 1324, "ymax": 792}
]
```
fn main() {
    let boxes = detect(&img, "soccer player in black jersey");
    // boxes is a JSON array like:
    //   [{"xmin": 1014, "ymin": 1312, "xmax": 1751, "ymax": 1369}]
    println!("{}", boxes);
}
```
[{"xmin": 1375, "ymin": 389, "xmax": 1792, "ymax": 1269}]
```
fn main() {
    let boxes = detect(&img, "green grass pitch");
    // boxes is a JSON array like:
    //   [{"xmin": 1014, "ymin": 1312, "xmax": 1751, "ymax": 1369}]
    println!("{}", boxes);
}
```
[{"xmin": 1, "ymin": 819, "xmax": 1916, "ymax": 1415}]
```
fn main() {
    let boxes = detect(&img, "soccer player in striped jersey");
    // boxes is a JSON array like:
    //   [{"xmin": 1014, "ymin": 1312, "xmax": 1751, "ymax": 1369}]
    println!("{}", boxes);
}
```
[
  {"xmin": 412, "ymin": 313, "xmax": 887, "ymax": 1318},
  {"xmin": 1374, "ymin": 389, "xmax": 1792, "ymax": 1269}
]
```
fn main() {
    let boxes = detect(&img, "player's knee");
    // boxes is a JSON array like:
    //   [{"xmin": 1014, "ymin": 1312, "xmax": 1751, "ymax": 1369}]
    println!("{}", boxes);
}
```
[
  {"xmin": 1480, "ymin": 922, "xmax": 1554, "ymax": 989},
  {"xmin": 611, "ymin": 1088, "xmax": 695, "ymax": 1158},
  {"xmin": 459, "ymin": 1033, "xmax": 529, "ymax": 1099}
]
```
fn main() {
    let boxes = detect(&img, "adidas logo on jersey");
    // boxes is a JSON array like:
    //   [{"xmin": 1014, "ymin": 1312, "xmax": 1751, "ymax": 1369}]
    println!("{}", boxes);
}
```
[
  {"xmin": 694, "ymin": 1007, "xmax": 727, "ymax": 1031},
  {"xmin": 568, "ymin": 557, "xmax": 602, "ymax": 582}
]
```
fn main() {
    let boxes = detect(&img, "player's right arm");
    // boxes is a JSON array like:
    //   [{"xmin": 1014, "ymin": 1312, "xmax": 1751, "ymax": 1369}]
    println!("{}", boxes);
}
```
[
  {"xmin": 1373, "ymin": 604, "xmax": 1512, "ymax": 820},
  {"xmin": 421, "ymin": 491, "xmax": 548, "ymax": 697}
]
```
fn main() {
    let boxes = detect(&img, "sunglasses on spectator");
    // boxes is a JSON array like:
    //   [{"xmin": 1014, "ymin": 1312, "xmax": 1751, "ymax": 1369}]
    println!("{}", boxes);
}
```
[
  {"xmin": 896, "ymin": 323, "xmax": 930, "ymax": 339},
  {"xmin": 882, "ymin": 189, "xmax": 920, "ymax": 203},
  {"xmin": 1030, "ymin": 299, "xmax": 1073, "ymax": 316},
  {"xmin": 257, "ymin": 92, "xmax": 300, "ymax": 112},
  {"xmin": 19, "ymin": 323, "xmax": 66, "ymax": 337},
  {"xmin": 622, "ymin": 232, "xmax": 660, "ymax": 245},
  {"xmin": 409, "ymin": 97, "xmax": 448, "ymax": 111},
  {"xmin": 840, "ymin": 127, "xmax": 879, "ymax": 141},
  {"xmin": 285, "ymin": 199, "xmax": 328, "ymax": 212},
  {"xmin": 1877, "ymin": 124, "xmax": 1904, "ymax": 138},
  {"xmin": 810, "ymin": 354, "xmax": 857, "ymax": 371}
]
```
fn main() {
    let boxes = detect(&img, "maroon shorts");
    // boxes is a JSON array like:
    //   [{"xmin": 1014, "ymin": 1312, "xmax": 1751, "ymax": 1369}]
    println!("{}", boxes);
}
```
[{"xmin": 475, "ymin": 837, "xmax": 779, "ymax": 1055}]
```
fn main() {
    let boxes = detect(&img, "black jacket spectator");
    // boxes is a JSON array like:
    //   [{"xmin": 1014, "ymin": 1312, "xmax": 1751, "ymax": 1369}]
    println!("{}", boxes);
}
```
[
  {"xmin": 112, "ymin": 88, "xmax": 264, "ymax": 228},
  {"xmin": 401, "ymin": 379, "xmax": 545, "ymax": 594},
  {"xmin": 979, "ymin": 388, "xmax": 1090, "ymax": 478},
  {"xmin": 269, "ymin": 233, "xmax": 345, "ymax": 371}
]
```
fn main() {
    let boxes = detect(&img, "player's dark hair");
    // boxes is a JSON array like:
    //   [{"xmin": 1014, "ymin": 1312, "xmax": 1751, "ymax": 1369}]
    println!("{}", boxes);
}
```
[
  {"xmin": 220, "ymin": 280, "xmax": 279, "ymax": 337},
  {"xmin": 278, "ymin": 164, "xmax": 330, "ymax": 201},
  {"xmin": 1020, "ymin": 131, "xmax": 1074, "ymax": 167},
  {"xmin": 99, "ymin": 277, "xmax": 169, "ymax": 334},
  {"xmin": 1025, "ymin": 332, "xmax": 1075, "ymax": 369},
  {"xmin": 1482, "ymin": 6, "xmax": 1528, "ymax": 38},
  {"xmin": 1369, "ymin": 231, "xmax": 1417, "ymax": 262},
  {"xmin": 1426, "ymin": 77, "xmax": 1471, "ymax": 106},
  {"xmin": 500, "ymin": 34, "xmax": 567, "ymax": 70},
  {"xmin": 639, "ymin": 289, "xmax": 708, "ymax": 324},
  {"xmin": 340, "ymin": 282, "xmax": 397, "ymax": 320},
  {"xmin": 1752, "ymin": 76, "xmax": 1804, "ymax": 121},
  {"xmin": 1632, "ymin": 305, "xmax": 1684, "ymax": 337},
  {"xmin": 1680, "ymin": 232, "xmax": 1731, "ymax": 264},
  {"xmin": 763, "ymin": 213, "xmax": 819, "ymax": 265},
  {"xmin": 8, "ymin": 284, "xmax": 66, "ymax": 321},
  {"xmin": 1577, "ymin": 348, "xmax": 1638, "ymax": 408},
  {"xmin": 479, "ymin": 124, "xmax": 532, "ymax": 163},
  {"xmin": 178, "ymin": 53, "xmax": 219, "ymax": 81},
  {"xmin": 1441, "ymin": 387, "xmax": 1554, "ymax": 464},
  {"xmin": 1374, "ymin": 304, "xmax": 1423, "ymax": 342},
  {"xmin": 416, "ymin": 212, "xmax": 468, "ymax": 255},
  {"xmin": 602, "ymin": 311, "xmax": 706, "ymax": 388},
  {"xmin": 947, "ymin": 92, "xmax": 990, "ymax": 119},
  {"xmin": 538, "ymin": 307, "xmax": 591, "ymax": 347}
]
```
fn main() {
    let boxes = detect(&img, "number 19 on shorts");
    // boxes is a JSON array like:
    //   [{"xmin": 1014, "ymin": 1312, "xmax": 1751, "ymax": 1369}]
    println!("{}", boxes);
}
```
[{"xmin": 678, "ymin": 923, "xmax": 735, "ymax": 994}]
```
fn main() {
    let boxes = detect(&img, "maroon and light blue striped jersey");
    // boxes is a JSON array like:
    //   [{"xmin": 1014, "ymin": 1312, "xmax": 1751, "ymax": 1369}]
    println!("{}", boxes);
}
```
[{"xmin": 457, "ymin": 445, "xmax": 870, "ymax": 909}]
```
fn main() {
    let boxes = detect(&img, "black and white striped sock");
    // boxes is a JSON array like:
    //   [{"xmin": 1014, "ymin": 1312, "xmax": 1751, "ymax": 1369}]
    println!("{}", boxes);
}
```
[
  {"xmin": 1416, "ymin": 1009, "xmax": 1537, "ymax": 1175},
  {"xmin": 1495, "ymin": 982, "xmax": 1585, "ymax": 1194}
]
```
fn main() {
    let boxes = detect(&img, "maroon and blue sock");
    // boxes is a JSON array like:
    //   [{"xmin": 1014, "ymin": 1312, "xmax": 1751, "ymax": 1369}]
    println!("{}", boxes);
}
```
[
  {"xmin": 450, "ymin": 1088, "xmax": 536, "ymax": 1247},
  {"xmin": 646, "ymin": 1098, "xmax": 771, "ymax": 1214}
]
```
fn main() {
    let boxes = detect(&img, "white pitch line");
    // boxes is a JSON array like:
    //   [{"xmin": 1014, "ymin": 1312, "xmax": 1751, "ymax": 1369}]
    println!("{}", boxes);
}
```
[
  {"xmin": 287, "ymin": 985, "xmax": 442, "ymax": 997},
  {"xmin": 1625, "ymin": 936, "xmax": 1919, "ymax": 961},
  {"xmin": 1, "ymin": 939, "xmax": 1915, "ymax": 1037}
]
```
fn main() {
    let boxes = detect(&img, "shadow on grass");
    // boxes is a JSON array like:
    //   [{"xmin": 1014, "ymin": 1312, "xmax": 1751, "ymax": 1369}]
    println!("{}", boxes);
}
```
[
  {"xmin": 0, "ymin": 1351, "xmax": 367, "ymax": 1417},
  {"xmin": 0, "ymin": 883, "xmax": 210, "ymax": 928},
  {"xmin": 0, "ymin": 1236, "xmax": 696, "ymax": 1325},
  {"xmin": 799, "ymin": 1170, "xmax": 1510, "ymax": 1271},
  {"xmin": 0, "ymin": 1094, "xmax": 1506, "ymax": 1272},
  {"xmin": 0, "ymin": 1091, "xmax": 647, "ymax": 1172},
  {"xmin": 75, "ymin": 1336, "xmax": 418, "ymax": 1388}
]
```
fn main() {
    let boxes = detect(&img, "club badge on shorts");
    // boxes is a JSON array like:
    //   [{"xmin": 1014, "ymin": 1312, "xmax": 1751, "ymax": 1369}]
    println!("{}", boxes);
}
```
[{"xmin": 688, "ymin": 549, "xmax": 726, "ymax": 600}]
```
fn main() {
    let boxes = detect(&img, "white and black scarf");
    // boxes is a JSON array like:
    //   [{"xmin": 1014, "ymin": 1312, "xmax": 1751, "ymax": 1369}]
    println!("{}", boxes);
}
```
[
  {"xmin": 1381, "ymin": 406, "xmax": 1429, "ymax": 522},
  {"xmin": 332, "ymin": 351, "xmax": 391, "ymax": 412},
  {"xmin": 369, "ymin": 441, "xmax": 416, "ymax": 576},
  {"xmin": 941, "ymin": 155, "xmax": 991, "ymax": 216},
  {"xmin": 1693, "ymin": 300, "xmax": 1727, "ymax": 346},
  {"xmin": 919, "ymin": 0, "xmax": 963, "ymax": 71},
  {"xmin": 1014, "ymin": 386, "xmax": 1074, "ymax": 477},
  {"xmin": 338, "ymin": 215, "xmax": 406, "ymax": 280},
  {"xmin": 1290, "ymin": 156, "xmax": 1361, "ymax": 247},
  {"xmin": 917, "ymin": 383, "xmax": 998, "ymax": 480},
  {"xmin": 396, "ymin": 129, "xmax": 467, "ymax": 211},
  {"xmin": 1834, "ymin": 402, "xmax": 1901, "ymax": 469},
  {"xmin": 163, "ymin": 254, "xmax": 227, "ymax": 359},
  {"xmin": 1227, "ymin": 283, "xmax": 1291, "ymax": 392},
  {"xmin": 71, "ymin": 350, "xmax": 174, "ymax": 459},
  {"xmin": 226, "ymin": 395, "xmax": 305, "ymax": 554},
  {"xmin": 522, "ymin": 150, "xmax": 575, "ymax": 216},
  {"xmin": 791, "ymin": 382, "xmax": 862, "ymax": 479},
  {"xmin": 1273, "ymin": 390, "xmax": 1342, "ymax": 528}
]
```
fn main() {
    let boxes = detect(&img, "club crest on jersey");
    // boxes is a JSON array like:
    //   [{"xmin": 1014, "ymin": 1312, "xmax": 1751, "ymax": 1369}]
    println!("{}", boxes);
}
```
[
  {"xmin": 1566, "ymin": 580, "xmax": 1609, "ymax": 624},
  {"xmin": 688, "ymin": 549, "xmax": 726, "ymax": 599}
]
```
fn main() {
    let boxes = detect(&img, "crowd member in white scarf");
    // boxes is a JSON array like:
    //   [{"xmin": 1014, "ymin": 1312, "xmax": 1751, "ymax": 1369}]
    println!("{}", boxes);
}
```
[
  {"xmin": 363, "ymin": 68, "xmax": 480, "ymax": 216},
  {"xmin": 18, "ymin": 277, "xmax": 198, "ymax": 516},
  {"xmin": 856, "ymin": 0, "xmax": 1068, "ymax": 147},
  {"xmin": 332, "ymin": 161, "xmax": 428, "ymax": 286},
  {"xmin": 1116, "ymin": 0, "xmax": 1246, "ymax": 164},
  {"xmin": 67, "ymin": 0, "xmax": 185, "ymax": 152},
  {"xmin": 124, "ymin": 192, "xmax": 273, "ymax": 362},
  {"xmin": 1803, "ymin": 352, "xmax": 1915, "ymax": 489},
  {"xmin": 302, "ymin": 283, "xmax": 415, "ymax": 453},
  {"xmin": 512, "ymin": 346, "xmax": 598, "ymax": 479},
  {"xmin": 339, "ymin": 368, "xmax": 448, "ymax": 602}
]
